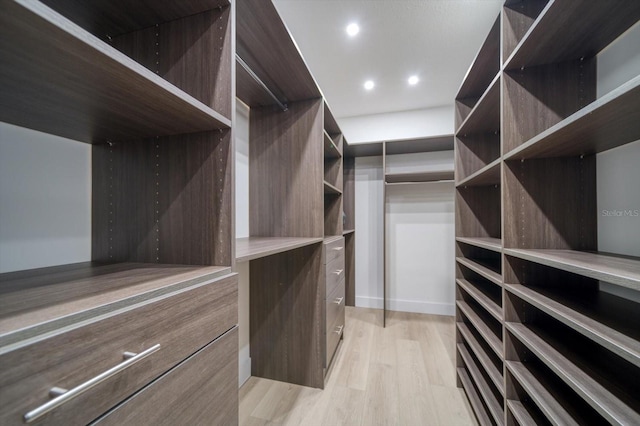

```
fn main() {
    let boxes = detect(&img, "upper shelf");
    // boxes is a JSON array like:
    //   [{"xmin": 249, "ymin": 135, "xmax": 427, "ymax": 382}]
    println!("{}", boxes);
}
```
[
  {"xmin": 385, "ymin": 170, "xmax": 454, "ymax": 184},
  {"xmin": 504, "ymin": 75, "xmax": 640, "ymax": 159},
  {"xmin": 385, "ymin": 136, "xmax": 454, "ymax": 155},
  {"xmin": 504, "ymin": 249, "xmax": 640, "ymax": 292},
  {"xmin": 504, "ymin": 0, "xmax": 640, "ymax": 70},
  {"xmin": 0, "ymin": 0, "xmax": 230, "ymax": 144},
  {"xmin": 456, "ymin": 14, "xmax": 500, "ymax": 101},
  {"xmin": 456, "ymin": 159, "xmax": 501, "ymax": 187},
  {"xmin": 0, "ymin": 262, "xmax": 231, "ymax": 348},
  {"xmin": 324, "ymin": 181, "xmax": 342, "ymax": 195},
  {"xmin": 456, "ymin": 74, "xmax": 500, "ymax": 137},
  {"xmin": 324, "ymin": 102, "xmax": 341, "ymax": 135},
  {"xmin": 41, "ymin": 0, "xmax": 229, "ymax": 38},
  {"xmin": 324, "ymin": 130, "xmax": 342, "ymax": 159},
  {"xmin": 236, "ymin": 0, "xmax": 321, "ymax": 108},
  {"xmin": 235, "ymin": 237, "xmax": 323, "ymax": 263}
]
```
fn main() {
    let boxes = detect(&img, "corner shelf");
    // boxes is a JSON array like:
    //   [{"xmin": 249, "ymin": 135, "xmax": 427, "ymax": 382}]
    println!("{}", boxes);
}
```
[
  {"xmin": 504, "ymin": 75, "xmax": 640, "ymax": 159},
  {"xmin": 0, "ymin": 0, "xmax": 230, "ymax": 144},
  {"xmin": 504, "ymin": 249, "xmax": 640, "ymax": 291},
  {"xmin": 504, "ymin": 0, "xmax": 640, "ymax": 70}
]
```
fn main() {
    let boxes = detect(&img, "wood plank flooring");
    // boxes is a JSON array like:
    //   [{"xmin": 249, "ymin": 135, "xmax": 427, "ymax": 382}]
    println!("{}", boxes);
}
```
[{"xmin": 239, "ymin": 307, "xmax": 477, "ymax": 426}]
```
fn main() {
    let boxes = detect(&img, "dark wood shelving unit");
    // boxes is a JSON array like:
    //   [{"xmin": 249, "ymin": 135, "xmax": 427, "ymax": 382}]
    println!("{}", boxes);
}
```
[
  {"xmin": 0, "ymin": 0, "xmax": 230, "ymax": 144},
  {"xmin": 455, "ymin": 4, "xmax": 640, "ymax": 424}
]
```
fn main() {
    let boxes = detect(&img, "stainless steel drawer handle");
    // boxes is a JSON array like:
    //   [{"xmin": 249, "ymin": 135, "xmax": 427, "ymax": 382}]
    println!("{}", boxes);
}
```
[
  {"xmin": 332, "ymin": 247, "xmax": 343, "ymax": 251},
  {"xmin": 333, "ymin": 297, "xmax": 344, "ymax": 305},
  {"xmin": 334, "ymin": 325, "xmax": 344, "ymax": 335},
  {"xmin": 24, "ymin": 344, "xmax": 161, "ymax": 423},
  {"xmin": 333, "ymin": 269, "xmax": 343, "ymax": 275}
]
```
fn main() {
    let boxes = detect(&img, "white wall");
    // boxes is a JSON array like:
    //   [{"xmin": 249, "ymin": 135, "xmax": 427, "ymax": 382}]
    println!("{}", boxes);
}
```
[
  {"xmin": 338, "ymin": 105, "xmax": 454, "ymax": 144},
  {"xmin": 354, "ymin": 152, "xmax": 456, "ymax": 315},
  {"xmin": 0, "ymin": 123, "xmax": 91, "ymax": 273},
  {"xmin": 596, "ymin": 22, "xmax": 640, "ymax": 302}
]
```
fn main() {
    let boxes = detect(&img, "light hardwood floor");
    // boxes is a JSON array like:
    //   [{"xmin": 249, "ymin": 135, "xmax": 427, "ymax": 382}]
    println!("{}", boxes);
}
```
[{"xmin": 239, "ymin": 307, "xmax": 477, "ymax": 426}]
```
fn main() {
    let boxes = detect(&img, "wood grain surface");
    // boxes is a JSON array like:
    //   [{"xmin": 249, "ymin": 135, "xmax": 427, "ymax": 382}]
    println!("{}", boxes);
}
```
[
  {"xmin": 0, "ymin": 0, "xmax": 229, "ymax": 144},
  {"xmin": 235, "ymin": 237, "xmax": 323, "ymax": 263},
  {"xmin": 94, "ymin": 327, "xmax": 238, "ymax": 425},
  {"xmin": 0, "ymin": 273, "xmax": 237, "ymax": 425},
  {"xmin": 455, "ymin": 186, "xmax": 501, "ymax": 239},
  {"xmin": 249, "ymin": 99, "xmax": 324, "ymax": 238},
  {"xmin": 250, "ymin": 244, "xmax": 324, "ymax": 388},
  {"xmin": 344, "ymin": 233, "xmax": 356, "ymax": 307}
]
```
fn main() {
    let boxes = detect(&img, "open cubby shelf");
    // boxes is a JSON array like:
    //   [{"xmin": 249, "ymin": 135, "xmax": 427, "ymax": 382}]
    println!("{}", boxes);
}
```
[
  {"xmin": 507, "ymin": 322, "xmax": 640, "ymax": 425},
  {"xmin": 457, "ymin": 301, "xmax": 502, "ymax": 359},
  {"xmin": 504, "ymin": 0, "xmax": 640, "ymax": 70},
  {"xmin": 324, "ymin": 130, "xmax": 342, "ymax": 159},
  {"xmin": 457, "ymin": 323, "xmax": 504, "ymax": 395},
  {"xmin": 456, "ymin": 3, "xmax": 640, "ymax": 424},
  {"xmin": 457, "ymin": 368, "xmax": 493, "ymax": 426},
  {"xmin": 458, "ymin": 343, "xmax": 505, "ymax": 425},
  {"xmin": 323, "ymin": 181, "xmax": 342, "ymax": 195},
  {"xmin": 384, "ymin": 170, "xmax": 454, "ymax": 184},
  {"xmin": 0, "ymin": 0, "xmax": 231, "ymax": 145}
]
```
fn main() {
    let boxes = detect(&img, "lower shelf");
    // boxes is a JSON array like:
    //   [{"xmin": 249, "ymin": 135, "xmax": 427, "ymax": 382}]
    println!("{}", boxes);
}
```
[
  {"xmin": 457, "ymin": 367, "xmax": 492, "ymax": 426},
  {"xmin": 458, "ymin": 344, "xmax": 504, "ymax": 425}
]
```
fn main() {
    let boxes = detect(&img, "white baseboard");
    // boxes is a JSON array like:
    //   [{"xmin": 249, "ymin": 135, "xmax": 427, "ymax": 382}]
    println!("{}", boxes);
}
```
[
  {"xmin": 239, "ymin": 345, "xmax": 251, "ymax": 387},
  {"xmin": 356, "ymin": 296, "xmax": 454, "ymax": 316}
]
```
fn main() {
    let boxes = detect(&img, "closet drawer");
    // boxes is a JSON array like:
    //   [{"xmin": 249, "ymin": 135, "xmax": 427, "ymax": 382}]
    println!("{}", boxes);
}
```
[
  {"xmin": 0, "ymin": 273, "xmax": 237, "ymax": 426},
  {"xmin": 326, "ymin": 280, "xmax": 345, "ymax": 332},
  {"xmin": 323, "ymin": 237, "xmax": 344, "ymax": 264},
  {"xmin": 325, "ymin": 305, "xmax": 345, "ymax": 367},
  {"xmin": 325, "ymin": 254, "xmax": 345, "ymax": 296},
  {"xmin": 93, "ymin": 327, "xmax": 238, "ymax": 425}
]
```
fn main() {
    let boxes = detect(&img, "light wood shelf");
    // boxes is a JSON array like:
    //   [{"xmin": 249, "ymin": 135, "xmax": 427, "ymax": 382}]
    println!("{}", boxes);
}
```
[
  {"xmin": 457, "ymin": 279, "xmax": 502, "ymax": 322},
  {"xmin": 504, "ymin": 0, "xmax": 640, "ymax": 70},
  {"xmin": 457, "ymin": 344, "xmax": 505, "ymax": 426},
  {"xmin": 457, "ymin": 323, "xmax": 504, "ymax": 395},
  {"xmin": 0, "ymin": 262, "xmax": 231, "ymax": 347},
  {"xmin": 456, "ymin": 237, "xmax": 502, "ymax": 253},
  {"xmin": 505, "ymin": 283, "xmax": 640, "ymax": 367},
  {"xmin": 235, "ymin": 237, "xmax": 324, "ymax": 263},
  {"xmin": 506, "ymin": 322, "xmax": 640, "ymax": 425},
  {"xmin": 456, "ymin": 257, "xmax": 502, "ymax": 286},
  {"xmin": 457, "ymin": 367, "xmax": 492, "ymax": 426},
  {"xmin": 457, "ymin": 301, "xmax": 502, "ymax": 358},
  {"xmin": 504, "ymin": 249, "xmax": 640, "ymax": 292},
  {"xmin": 0, "ymin": 0, "xmax": 230, "ymax": 144},
  {"xmin": 506, "ymin": 361, "xmax": 579, "ymax": 426}
]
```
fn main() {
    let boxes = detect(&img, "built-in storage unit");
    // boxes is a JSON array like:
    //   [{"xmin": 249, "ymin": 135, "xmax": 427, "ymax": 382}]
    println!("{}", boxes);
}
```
[
  {"xmin": 0, "ymin": 0, "xmax": 237, "ymax": 424},
  {"xmin": 383, "ymin": 136, "xmax": 455, "ymax": 325},
  {"xmin": 235, "ymin": 0, "xmax": 353, "ymax": 388},
  {"xmin": 455, "ymin": 1, "xmax": 640, "ymax": 425}
]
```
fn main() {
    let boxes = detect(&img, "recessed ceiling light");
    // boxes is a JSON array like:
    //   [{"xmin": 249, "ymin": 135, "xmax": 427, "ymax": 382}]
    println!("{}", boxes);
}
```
[
  {"xmin": 364, "ymin": 80, "xmax": 375, "ymax": 90},
  {"xmin": 408, "ymin": 75, "xmax": 419, "ymax": 85},
  {"xmin": 346, "ymin": 23, "xmax": 360, "ymax": 37}
]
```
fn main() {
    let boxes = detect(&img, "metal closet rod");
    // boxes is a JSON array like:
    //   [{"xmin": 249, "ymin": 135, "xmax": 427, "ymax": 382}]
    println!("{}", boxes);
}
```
[{"xmin": 235, "ymin": 54, "xmax": 288, "ymax": 112}]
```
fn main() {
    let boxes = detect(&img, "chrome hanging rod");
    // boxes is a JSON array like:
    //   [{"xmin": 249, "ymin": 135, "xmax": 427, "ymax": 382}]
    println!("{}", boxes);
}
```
[{"xmin": 236, "ymin": 54, "xmax": 288, "ymax": 112}]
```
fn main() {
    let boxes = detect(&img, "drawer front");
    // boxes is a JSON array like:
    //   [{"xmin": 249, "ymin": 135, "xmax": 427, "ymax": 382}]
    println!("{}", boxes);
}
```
[
  {"xmin": 325, "ymin": 305, "xmax": 345, "ymax": 367},
  {"xmin": 0, "ymin": 273, "xmax": 238, "ymax": 426},
  {"xmin": 323, "ymin": 237, "xmax": 344, "ymax": 264},
  {"xmin": 94, "ymin": 327, "xmax": 238, "ymax": 426},
  {"xmin": 325, "ymin": 280, "xmax": 345, "ymax": 332},
  {"xmin": 325, "ymin": 253, "xmax": 345, "ymax": 297}
]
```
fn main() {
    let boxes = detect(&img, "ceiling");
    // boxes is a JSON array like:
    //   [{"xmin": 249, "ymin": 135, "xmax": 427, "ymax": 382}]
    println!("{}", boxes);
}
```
[{"xmin": 272, "ymin": 0, "xmax": 503, "ymax": 119}]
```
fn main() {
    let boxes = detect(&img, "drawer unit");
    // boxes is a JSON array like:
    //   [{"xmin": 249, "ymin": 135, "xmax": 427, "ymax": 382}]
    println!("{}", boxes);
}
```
[
  {"xmin": 93, "ymin": 327, "xmax": 238, "ymax": 425},
  {"xmin": 323, "ymin": 236, "xmax": 345, "ymax": 265},
  {"xmin": 325, "ymin": 279, "xmax": 345, "ymax": 333},
  {"xmin": 325, "ymin": 254, "xmax": 345, "ymax": 297},
  {"xmin": 0, "ymin": 273, "xmax": 237, "ymax": 426},
  {"xmin": 325, "ymin": 302, "xmax": 345, "ymax": 367}
]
